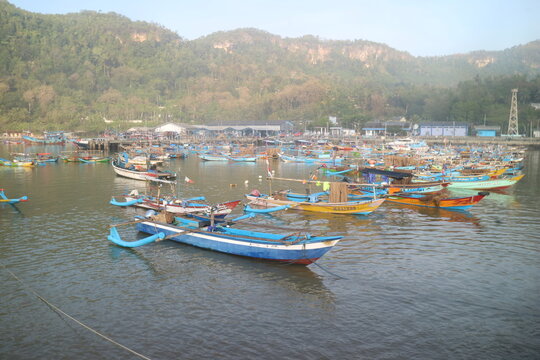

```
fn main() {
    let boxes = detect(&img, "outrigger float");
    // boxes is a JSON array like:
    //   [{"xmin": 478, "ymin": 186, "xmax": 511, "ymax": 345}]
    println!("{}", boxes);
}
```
[{"xmin": 0, "ymin": 189, "xmax": 28, "ymax": 204}]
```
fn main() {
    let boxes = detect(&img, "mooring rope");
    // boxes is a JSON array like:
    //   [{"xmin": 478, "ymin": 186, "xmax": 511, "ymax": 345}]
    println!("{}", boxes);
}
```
[
  {"xmin": 300, "ymin": 244, "xmax": 348, "ymax": 280},
  {"xmin": 309, "ymin": 260, "xmax": 347, "ymax": 280},
  {"xmin": 0, "ymin": 263, "xmax": 151, "ymax": 360}
]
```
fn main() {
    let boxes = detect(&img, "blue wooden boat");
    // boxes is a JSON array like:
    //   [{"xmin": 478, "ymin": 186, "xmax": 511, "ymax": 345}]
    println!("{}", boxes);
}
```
[
  {"xmin": 108, "ymin": 215, "xmax": 342, "ymax": 264},
  {"xmin": 0, "ymin": 189, "xmax": 28, "ymax": 204},
  {"xmin": 22, "ymin": 132, "xmax": 66, "ymax": 145},
  {"xmin": 37, "ymin": 156, "xmax": 59, "ymax": 164}
]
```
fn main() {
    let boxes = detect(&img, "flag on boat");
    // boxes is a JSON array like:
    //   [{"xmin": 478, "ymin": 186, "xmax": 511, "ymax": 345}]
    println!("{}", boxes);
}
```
[{"xmin": 265, "ymin": 158, "xmax": 272, "ymax": 178}]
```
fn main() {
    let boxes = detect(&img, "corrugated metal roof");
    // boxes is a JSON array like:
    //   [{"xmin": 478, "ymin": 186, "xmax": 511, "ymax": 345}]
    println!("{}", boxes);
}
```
[{"xmin": 194, "ymin": 125, "xmax": 281, "ymax": 131}]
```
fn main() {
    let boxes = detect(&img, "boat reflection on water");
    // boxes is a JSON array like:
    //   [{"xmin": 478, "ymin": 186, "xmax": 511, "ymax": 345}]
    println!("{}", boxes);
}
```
[
  {"xmin": 449, "ymin": 188, "xmax": 520, "ymax": 208},
  {"xmin": 383, "ymin": 202, "xmax": 482, "ymax": 227},
  {"xmin": 413, "ymin": 206, "xmax": 482, "ymax": 227},
  {"xmin": 108, "ymin": 232, "xmax": 336, "ymax": 309},
  {"xmin": 0, "ymin": 202, "xmax": 25, "ymax": 215}
]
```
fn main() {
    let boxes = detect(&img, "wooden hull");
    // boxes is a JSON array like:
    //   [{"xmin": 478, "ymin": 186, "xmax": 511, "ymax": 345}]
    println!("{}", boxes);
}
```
[
  {"xmin": 0, "ymin": 159, "xmax": 35, "ymax": 167},
  {"xmin": 246, "ymin": 195, "xmax": 385, "ymax": 215},
  {"xmin": 79, "ymin": 157, "xmax": 110, "ymax": 163},
  {"xmin": 121, "ymin": 196, "xmax": 240, "ymax": 215},
  {"xmin": 199, "ymin": 154, "xmax": 229, "ymax": 161},
  {"xmin": 386, "ymin": 192, "xmax": 487, "ymax": 210},
  {"xmin": 135, "ymin": 220, "xmax": 341, "ymax": 264},
  {"xmin": 37, "ymin": 157, "xmax": 59, "ymax": 163},
  {"xmin": 22, "ymin": 135, "xmax": 65, "ymax": 145},
  {"xmin": 447, "ymin": 175, "xmax": 524, "ymax": 190},
  {"xmin": 71, "ymin": 140, "xmax": 90, "ymax": 149},
  {"xmin": 228, "ymin": 156, "xmax": 257, "ymax": 162},
  {"xmin": 111, "ymin": 161, "xmax": 176, "ymax": 182},
  {"xmin": 279, "ymin": 154, "xmax": 343, "ymax": 164}
]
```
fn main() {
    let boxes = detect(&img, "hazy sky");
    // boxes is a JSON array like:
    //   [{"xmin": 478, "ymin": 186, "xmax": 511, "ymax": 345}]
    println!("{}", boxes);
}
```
[{"xmin": 9, "ymin": 0, "xmax": 540, "ymax": 57}]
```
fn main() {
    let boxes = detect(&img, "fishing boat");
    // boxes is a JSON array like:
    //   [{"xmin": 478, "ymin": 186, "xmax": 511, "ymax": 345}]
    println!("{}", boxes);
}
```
[
  {"xmin": 78, "ymin": 156, "xmax": 110, "ymax": 163},
  {"xmin": 352, "ymin": 167, "xmax": 447, "ymax": 194},
  {"xmin": 0, "ymin": 157, "xmax": 35, "ymax": 167},
  {"xmin": 446, "ymin": 174, "xmax": 524, "ymax": 190},
  {"xmin": 111, "ymin": 159, "xmax": 176, "ymax": 183},
  {"xmin": 108, "ymin": 214, "xmax": 342, "ymax": 264},
  {"xmin": 71, "ymin": 139, "xmax": 90, "ymax": 149},
  {"xmin": 385, "ymin": 191, "xmax": 488, "ymax": 210},
  {"xmin": 322, "ymin": 165, "xmax": 356, "ymax": 176},
  {"xmin": 0, "ymin": 189, "xmax": 28, "ymax": 204},
  {"xmin": 22, "ymin": 132, "xmax": 66, "ymax": 145},
  {"xmin": 111, "ymin": 193, "xmax": 241, "ymax": 217},
  {"xmin": 199, "ymin": 154, "xmax": 229, "ymax": 161},
  {"xmin": 279, "ymin": 154, "xmax": 344, "ymax": 165},
  {"xmin": 227, "ymin": 156, "xmax": 258, "ymax": 162},
  {"xmin": 245, "ymin": 191, "xmax": 385, "ymax": 215},
  {"xmin": 35, "ymin": 153, "xmax": 59, "ymax": 163}
]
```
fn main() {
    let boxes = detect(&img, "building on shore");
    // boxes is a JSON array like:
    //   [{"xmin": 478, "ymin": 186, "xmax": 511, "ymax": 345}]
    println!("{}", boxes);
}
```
[
  {"xmin": 473, "ymin": 125, "xmax": 501, "ymax": 137},
  {"xmin": 362, "ymin": 118, "xmax": 411, "ymax": 137},
  {"xmin": 417, "ymin": 122, "xmax": 468, "ymax": 137},
  {"xmin": 153, "ymin": 121, "xmax": 294, "ymax": 138}
]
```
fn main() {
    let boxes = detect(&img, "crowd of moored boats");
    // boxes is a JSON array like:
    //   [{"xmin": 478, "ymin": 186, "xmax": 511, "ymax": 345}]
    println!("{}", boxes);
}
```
[{"xmin": 2, "ymin": 136, "xmax": 527, "ymax": 265}]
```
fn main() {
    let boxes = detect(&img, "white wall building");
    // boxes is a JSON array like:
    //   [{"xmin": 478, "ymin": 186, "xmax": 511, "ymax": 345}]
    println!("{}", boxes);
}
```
[{"xmin": 154, "ymin": 123, "xmax": 189, "ymax": 135}]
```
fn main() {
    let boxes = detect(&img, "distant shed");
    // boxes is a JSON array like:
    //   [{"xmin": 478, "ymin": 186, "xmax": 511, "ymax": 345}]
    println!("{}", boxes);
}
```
[
  {"xmin": 474, "ymin": 125, "xmax": 501, "ymax": 137},
  {"xmin": 419, "ymin": 122, "xmax": 468, "ymax": 137}
]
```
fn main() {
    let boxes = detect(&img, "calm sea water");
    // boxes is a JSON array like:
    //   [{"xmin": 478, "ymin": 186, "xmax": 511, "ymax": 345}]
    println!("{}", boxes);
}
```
[{"xmin": 1, "ymin": 144, "xmax": 539, "ymax": 360}]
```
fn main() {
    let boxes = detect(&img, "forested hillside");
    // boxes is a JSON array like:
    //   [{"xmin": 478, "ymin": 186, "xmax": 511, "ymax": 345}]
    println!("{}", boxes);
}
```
[{"xmin": 1, "ymin": 0, "xmax": 539, "ymax": 132}]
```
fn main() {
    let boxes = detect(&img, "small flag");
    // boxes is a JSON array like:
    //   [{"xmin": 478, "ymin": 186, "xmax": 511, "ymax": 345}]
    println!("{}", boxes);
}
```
[
  {"xmin": 185, "ymin": 176, "xmax": 194, "ymax": 183},
  {"xmin": 265, "ymin": 158, "xmax": 272, "ymax": 178}
]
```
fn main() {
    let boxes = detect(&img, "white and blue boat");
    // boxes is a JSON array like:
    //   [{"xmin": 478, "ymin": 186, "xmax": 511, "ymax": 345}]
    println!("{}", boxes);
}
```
[
  {"xmin": 199, "ymin": 154, "xmax": 229, "ymax": 161},
  {"xmin": 108, "ymin": 215, "xmax": 342, "ymax": 265},
  {"xmin": 279, "ymin": 154, "xmax": 344, "ymax": 165}
]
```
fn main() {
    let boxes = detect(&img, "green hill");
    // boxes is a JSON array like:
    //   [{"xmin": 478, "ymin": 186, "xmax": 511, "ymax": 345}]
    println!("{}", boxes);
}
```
[{"xmin": 1, "ymin": 0, "xmax": 539, "ymax": 132}]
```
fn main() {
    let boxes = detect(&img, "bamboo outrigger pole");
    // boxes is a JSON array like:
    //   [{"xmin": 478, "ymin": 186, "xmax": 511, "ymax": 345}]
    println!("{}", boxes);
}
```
[
  {"xmin": 266, "ymin": 176, "xmax": 380, "ymax": 188},
  {"xmin": 267, "ymin": 176, "xmax": 446, "ymax": 189}
]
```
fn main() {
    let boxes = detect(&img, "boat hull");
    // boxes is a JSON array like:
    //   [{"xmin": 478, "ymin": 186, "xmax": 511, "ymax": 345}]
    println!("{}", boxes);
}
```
[
  {"xmin": 22, "ymin": 135, "xmax": 65, "ymax": 145},
  {"xmin": 447, "ymin": 175, "xmax": 524, "ymax": 190},
  {"xmin": 386, "ymin": 193, "xmax": 487, "ymax": 210},
  {"xmin": 199, "ymin": 154, "xmax": 229, "ymax": 161},
  {"xmin": 122, "ymin": 196, "xmax": 240, "ymax": 215},
  {"xmin": 111, "ymin": 161, "xmax": 176, "ymax": 182},
  {"xmin": 136, "ymin": 220, "xmax": 340, "ymax": 264},
  {"xmin": 246, "ymin": 195, "xmax": 385, "ymax": 215}
]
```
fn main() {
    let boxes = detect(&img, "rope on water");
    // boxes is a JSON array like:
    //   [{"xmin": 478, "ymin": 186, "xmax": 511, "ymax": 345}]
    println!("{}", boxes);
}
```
[
  {"xmin": 0, "ymin": 263, "xmax": 152, "ymax": 360},
  {"xmin": 310, "ymin": 260, "xmax": 348, "ymax": 280},
  {"xmin": 299, "ymin": 244, "xmax": 348, "ymax": 280}
]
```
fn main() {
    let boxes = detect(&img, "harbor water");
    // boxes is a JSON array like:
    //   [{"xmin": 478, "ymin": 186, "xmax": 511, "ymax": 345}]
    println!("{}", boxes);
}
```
[{"xmin": 1, "ymin": 145, "xmax": 539, "ymax": 359}]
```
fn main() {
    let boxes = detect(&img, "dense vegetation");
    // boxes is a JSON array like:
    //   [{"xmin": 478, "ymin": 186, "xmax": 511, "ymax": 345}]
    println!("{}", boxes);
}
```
[{"xmin": 1, "ymin": 0, "xmax": 539, "ymax": 133}]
